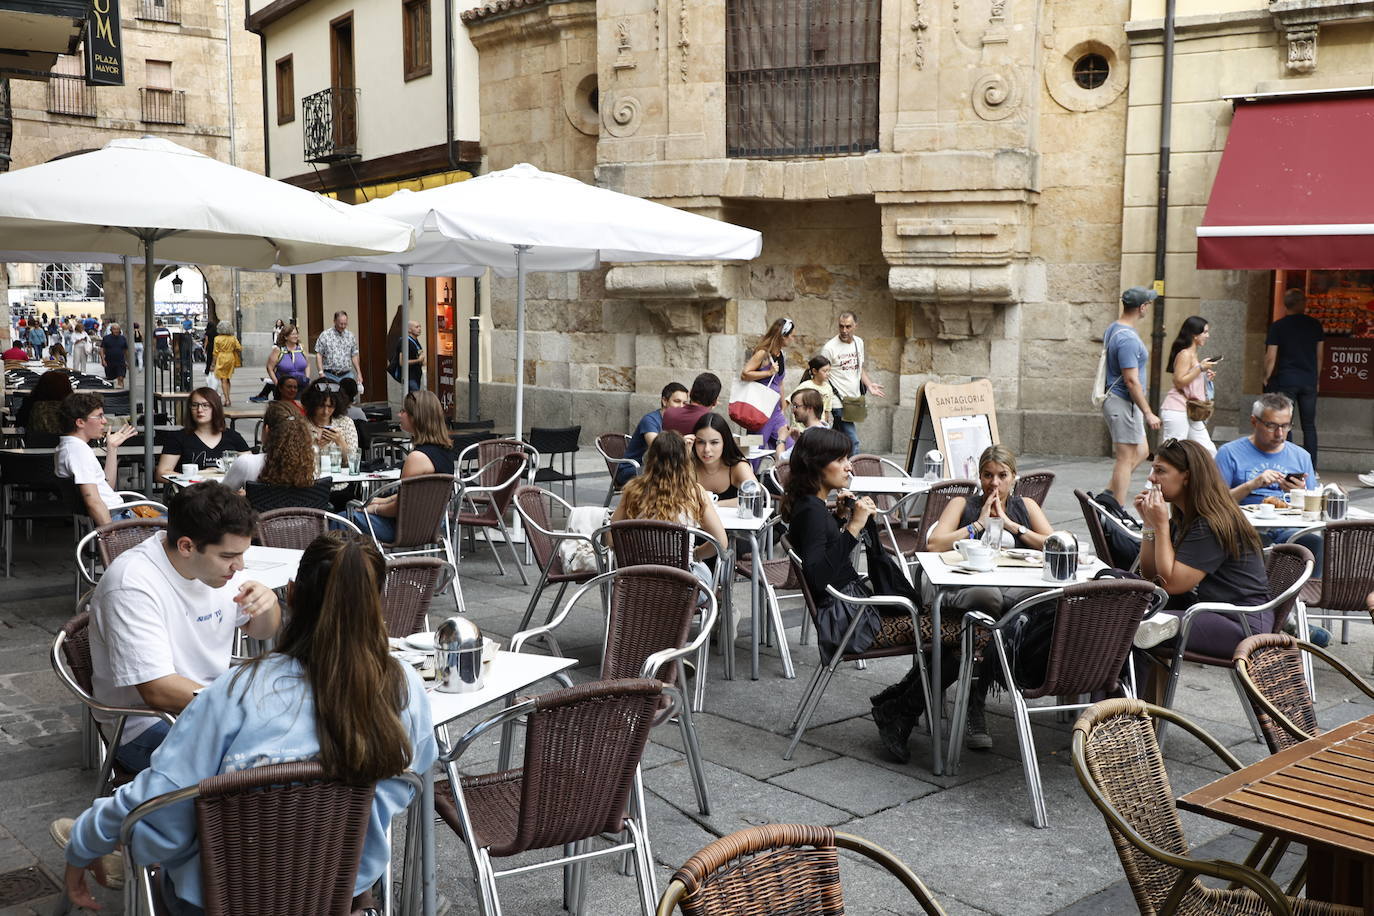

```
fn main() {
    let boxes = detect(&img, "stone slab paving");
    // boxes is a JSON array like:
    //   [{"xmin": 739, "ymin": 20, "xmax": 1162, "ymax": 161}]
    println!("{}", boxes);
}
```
[{"xmin": 2, "ymin": 453, "xmax": 1373, "ymax": 914}]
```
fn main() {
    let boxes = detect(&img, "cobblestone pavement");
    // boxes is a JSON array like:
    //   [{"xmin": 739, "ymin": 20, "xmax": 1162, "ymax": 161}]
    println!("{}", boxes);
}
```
[{"xmin": 2, "ymin": 454, "xmax": 1372, "ymax": 915}]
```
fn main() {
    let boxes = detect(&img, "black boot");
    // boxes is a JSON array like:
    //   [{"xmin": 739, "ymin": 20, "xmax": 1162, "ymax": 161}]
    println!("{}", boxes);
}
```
[
  {"xmin": 965, "ymin": 681, "xmax": 993, "ymax": 751},
  {"xmin": 871, "ymin": 698, "xmax": 918, "ymax": 764},
  {"xmin": 869, "ymin": 664, "xmax": 923, "ymax": 707}
]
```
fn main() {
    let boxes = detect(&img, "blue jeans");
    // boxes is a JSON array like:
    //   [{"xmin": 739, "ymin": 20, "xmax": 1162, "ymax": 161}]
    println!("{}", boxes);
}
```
[
  {"xmin": 831, "ymin": 408, "xmax": 860, "ymax": 452},
  {"xmin": 343, "ymin": 507, "xmax": 396, "ymax": 543},
  {"xmin": 1263, "ymin": 526, "xmax": 1324, "ymax": 570},
  {"xmin": 322, "ymin": 368, "xmax": 357, "ymax": 383},
  {"xmin": 114, "ymin": 718, "xmax": 171, "ymax": 773}
]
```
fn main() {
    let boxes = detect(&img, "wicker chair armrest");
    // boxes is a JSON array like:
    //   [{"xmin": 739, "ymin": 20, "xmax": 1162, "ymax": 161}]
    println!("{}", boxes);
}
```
[
  {"xmin": 876, "ymin": 457, "xmax": 912, "ymax": 477},
  {"xmin": 459, "ymin": 455, "xmax": 525, "ymax": 492},
  {"xmin": 442, "ymin": 697, "xmax": 540, "ymax": 764},
  {"xmin": 510, "ymin": 567, "xmax": 617, "ymax": 653},
  {"xmin": 1282, "ymin": 524, "xmax": 1324, "ymax": 545},
  {"xmin": 113, "ymin": 500, "xmax": 167, "ymax": 513},
  {"xmin": 822, "ymin": 583, "xmax": 924, "ymax": 658},
  {"xmin": 870, "ymin": 490, "xmax": 923, "ymax": 518},
  {"xmin": 638, "ymin": 587, "xmax": 719, "ymax": 681},
  {"xmin": 602, "ymin": 455, "xmax": 641, "ymax": 470},
  {"xmin": 115, "ymin": 490, "xmax": 153, "ymax": 501}
]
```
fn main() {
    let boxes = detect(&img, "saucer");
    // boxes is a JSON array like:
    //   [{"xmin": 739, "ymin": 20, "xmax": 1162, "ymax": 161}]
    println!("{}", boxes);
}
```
[
  {"xmin": 404, "ymin": 632, "xmax": 436, "ymax": 651},
  {"xmin": 956, "ymin": 560, "xmax": 996, "ymax": 573}
]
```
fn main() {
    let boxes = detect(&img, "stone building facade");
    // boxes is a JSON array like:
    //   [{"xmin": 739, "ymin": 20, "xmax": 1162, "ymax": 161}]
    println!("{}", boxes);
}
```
[
  {"xmin": 2, "ymin": 0, "xmax": 284, "ymax": 361},
  {"xmin": 462, "ymin": 0, "xmax": 1137, "ymax": 455}
]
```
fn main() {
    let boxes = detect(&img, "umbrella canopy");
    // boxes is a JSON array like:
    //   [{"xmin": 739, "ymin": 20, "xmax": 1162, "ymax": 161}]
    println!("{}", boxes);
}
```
[
  {"xmin": 0, "ymin": 136, "xmax": 415, "ymax": 484},
  {"xmin": 276, "ymin": 163, "xmax": 763, "ymax": 431}
]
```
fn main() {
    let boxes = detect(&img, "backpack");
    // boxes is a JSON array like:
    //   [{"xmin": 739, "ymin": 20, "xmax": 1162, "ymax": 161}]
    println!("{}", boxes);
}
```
[
  {"xmin": 1091, "ymin": 324, "xmax": 1124, "ymax": 408},
  {"xmin": 1089, "ymin": 490, "xmax": 1144, "ymax": 569}
]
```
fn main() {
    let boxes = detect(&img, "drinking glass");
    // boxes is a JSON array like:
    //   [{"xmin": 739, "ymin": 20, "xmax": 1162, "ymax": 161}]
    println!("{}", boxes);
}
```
[
  {"xmin": 348, "ymin": 451, "xmax": 361, "ymax": 475},
  {"xmin": 983, "ymin": 516, "xmax": 1004, "ymax": 550},
  {"xmin": 221, "ymin": 450, "xmax": 239, "ymax": 471}
]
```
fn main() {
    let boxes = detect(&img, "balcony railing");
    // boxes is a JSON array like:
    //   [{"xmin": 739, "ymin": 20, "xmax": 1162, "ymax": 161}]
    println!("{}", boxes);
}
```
[
  {"xmin": 302, "ymin": 87, "xmax": 360, "ymax": 163},
  {"xmin": 136, "ymin": 0, "xmax": 179, "ymax": 22},
  {"xmin": 141, "ymin": 87, "xmax": 185, "ymax": 125},
  {"xmin": 47, "ymin": 74, "xmax": 96, "ymax": 118}
]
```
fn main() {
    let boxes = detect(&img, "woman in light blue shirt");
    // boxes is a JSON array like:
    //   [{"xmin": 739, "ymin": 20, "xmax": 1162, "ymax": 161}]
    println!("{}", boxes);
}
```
[{"xmin": 62, "ymin": 532, "xmax": 437, "ymax": 914}]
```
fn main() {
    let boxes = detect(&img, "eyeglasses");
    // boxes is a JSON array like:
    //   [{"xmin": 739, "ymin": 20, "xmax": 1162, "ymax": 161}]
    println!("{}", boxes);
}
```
[
  {"xmin": 314, "ymin": 382, "xmax": 339, "ymax": 392},
  {"xmin": 189, "ymin": 401, "xmax": 213, "ymax": 411},
  {"xmin": 1256, "ymin": 419, "xmax": 1293, "ymax": 433}
]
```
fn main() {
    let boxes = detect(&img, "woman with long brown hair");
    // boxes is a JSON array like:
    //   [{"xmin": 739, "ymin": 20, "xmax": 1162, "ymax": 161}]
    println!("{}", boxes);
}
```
[
  {"xmin": 612, "ymin": 430, "xmax": 727, "ymax": 553},
  {"xmin": 1135, "ymin": 437, "xmax": 1269, "ymax": 657},
  {"xmin": 739, "ymin": 317, "xmax": 796, "ymax": 448},
  {"xmin": 345, "ymin": 390, "xmax": 455, "ymax": 541},
  {"xmin": 155, "ymin": 386, "xmax": 249, "ymax": 483},
  {"xmin": 690, "ymin": 412, "xmax": 758, "ymax": 507},
  {"xmin": 258, "ymin": 416, "xmax": 319, "ymax": 488},
  {"xmin": 61, "ymin": 531, "xmax": 435, "ymax": 913}
]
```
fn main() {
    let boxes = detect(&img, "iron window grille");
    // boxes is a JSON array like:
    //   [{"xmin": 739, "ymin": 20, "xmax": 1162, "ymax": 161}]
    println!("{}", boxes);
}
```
[{"xmin": 303, "ymin": 87, "xmax": 361, "ymax": 163}]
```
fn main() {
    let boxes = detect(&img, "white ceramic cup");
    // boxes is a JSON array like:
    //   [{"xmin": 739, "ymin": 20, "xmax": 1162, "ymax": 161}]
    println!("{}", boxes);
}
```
[
  {"xmin": 180, "ymin": 463, "xmax": 198, "ymax": 477},
  {"xmin": 964, "ymin": 544, "xmax": 996, "ymax": 570},
  {"xmin": 1256, "ymin": 502, "xmax": 1276, "ymax": 518},
  {"xmin": 955, "ymin": 538, "xmax": 979, "ymax": 560}
]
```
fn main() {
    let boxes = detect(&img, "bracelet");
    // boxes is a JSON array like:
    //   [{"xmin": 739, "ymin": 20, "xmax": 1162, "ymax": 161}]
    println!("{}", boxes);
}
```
[
  {"xmin": 967, "ymin": 524, "xmax": 976, "ymax": 540},
  {"xmin": 1141, "ymin": 529, "xmax": 1156, "ymax": 542}
]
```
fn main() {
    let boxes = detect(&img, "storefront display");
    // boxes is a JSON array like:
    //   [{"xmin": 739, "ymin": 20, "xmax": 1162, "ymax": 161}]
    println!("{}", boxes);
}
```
[
  {"xmin": 429, "ymin": 277, "xmax": 458, "ymax": 417},
  {"xmin": 1274, "ymin": 269, "xmax": 1374, "ymax": 397}
]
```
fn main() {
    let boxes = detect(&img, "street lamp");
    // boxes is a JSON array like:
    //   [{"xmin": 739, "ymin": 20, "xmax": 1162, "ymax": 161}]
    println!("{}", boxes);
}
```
[{"xmin": 170, "ymin": 271, "xmax": 183, "ymax": 295}]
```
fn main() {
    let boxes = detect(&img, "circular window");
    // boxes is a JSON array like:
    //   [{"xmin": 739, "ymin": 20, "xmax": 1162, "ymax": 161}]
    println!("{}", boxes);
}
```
[{"xmin": 1073, "ymin": 53, "xmax": 1110, "ymax": 90}]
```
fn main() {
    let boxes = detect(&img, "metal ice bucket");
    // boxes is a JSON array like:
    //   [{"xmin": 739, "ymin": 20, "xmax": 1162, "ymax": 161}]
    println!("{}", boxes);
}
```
[
  {"xmin": 1042, "ymin": 530, "xmax": 1080, "ymax": 583},
  {"xmin": 434, "ymin": 615, "xmax": 485, "ymax": 694},
  {"xmin": 1323, "ymin": 484, "xmax": 1348, "ymax": 521}
]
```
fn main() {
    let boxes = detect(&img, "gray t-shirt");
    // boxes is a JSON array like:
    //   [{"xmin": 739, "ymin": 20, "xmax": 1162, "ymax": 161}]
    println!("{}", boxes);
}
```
[{"xmin": 1171, "ymin": 517, "xmax": 1268, "ymax": 607}]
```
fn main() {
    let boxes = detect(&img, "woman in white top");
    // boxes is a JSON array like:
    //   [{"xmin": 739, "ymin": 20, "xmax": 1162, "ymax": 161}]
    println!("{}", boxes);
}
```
[
  {"xmin": 611, "ymin": 430, "xmax": 727, "ymax": 554},
  {"xmin": 1159, "ymin": 316, "xmax": 1219, "ymax": 455}
]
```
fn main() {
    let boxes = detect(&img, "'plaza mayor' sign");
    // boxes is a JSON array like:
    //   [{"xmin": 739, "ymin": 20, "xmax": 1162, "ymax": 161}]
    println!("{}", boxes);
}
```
[{"xmin": 85, "ymin": 0, "xmax": 124, "ymax": 86}]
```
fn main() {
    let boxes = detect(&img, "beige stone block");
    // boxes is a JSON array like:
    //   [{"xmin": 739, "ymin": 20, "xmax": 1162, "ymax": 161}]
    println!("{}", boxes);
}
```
[
  {"xmin": 536, "ymin": 360, "xmax": 572, "ymax": 388},
  {"xmin": 865, "ymin": 153, "xmax": 902, "ymax": 192},
  {"xmin": 707, "ymin": 334, "xmax": 744, "ymax": 376},
  {"xmin": 932, "ymin": 338, "xmax": 991, "ymax": 377},
  {"xmin": 571, "ymin": 333, "xmax": 616, "ymax": 364},
  {"xmin": 662, "ymin": 333, "xmax": 709, "ymax": 368},
  {"xmin": 900, "ymin": 338, "xmax": 935, "ymax": 374},
  {"xmin": 1021, "ymin": 302, "xmax": 1071, "ymax": 341}
]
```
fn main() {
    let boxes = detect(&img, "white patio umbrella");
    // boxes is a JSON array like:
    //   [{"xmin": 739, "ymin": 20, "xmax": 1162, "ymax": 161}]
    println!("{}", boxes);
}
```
[
  {"xmin": 0, "ymin": 136, "xmax": 414, "ymax": 483},
  {"xmin": 280, "ymin": 163, "xmax": 763, "ymax": 434}
]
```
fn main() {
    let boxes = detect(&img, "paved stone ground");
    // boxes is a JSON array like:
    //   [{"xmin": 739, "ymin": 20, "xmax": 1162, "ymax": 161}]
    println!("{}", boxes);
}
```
[{"xmin": 2, "ymin": 452, "xmax": 1373, "ymax": 915}]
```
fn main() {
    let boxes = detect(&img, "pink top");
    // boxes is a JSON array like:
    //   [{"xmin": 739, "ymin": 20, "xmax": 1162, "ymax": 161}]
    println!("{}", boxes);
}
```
[{"xmin": 1161, "ymin": 357, "xmax": 1208, "ymax": 412}]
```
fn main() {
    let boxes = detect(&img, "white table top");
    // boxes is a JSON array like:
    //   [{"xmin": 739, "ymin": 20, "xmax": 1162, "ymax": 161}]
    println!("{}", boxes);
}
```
[
  {"xmin": 915, "ymin": 550, "xmax": 1108, "ymax": 589},
  {"xmin": 719, "ymin": 508, "xmax": 775, "ymax": 533},
  {"xmin": 233, "ymin": 546, "xmax": 303, "ymax": 590},
  {"xmin": 0, "ymin": 445, "xmax": 145, "ymax": 457},
  {"xmin": 424, "ymin": 652, "xmax": 577, "ymax": 726},
  {"xmin": 1241, "ymin": 503, "xmax": 1372, "ymax": 529},
  {"xmin": 167, "ymin": 467, "xmax": 401, "ymax": 488},
  {"xmin": 849, "ymin": 475, "xmax": 932, "ymax": 496}
]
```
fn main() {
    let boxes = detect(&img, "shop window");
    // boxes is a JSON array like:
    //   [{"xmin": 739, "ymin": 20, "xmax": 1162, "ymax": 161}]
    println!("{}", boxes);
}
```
[
  {"xmin": 276, "ymin": 55, "xmax": 294, "ymax": 124},
  {"xmin": 402, "ymin": 0, "xmax": 432, "ymax": 81},
  {"xmin": 1072, "ymin": 53, "xmax": 1109, "ymax": 90},
  {"xmin": 725, "ymin": 0, "xmax": 880, "ymax": 158}
]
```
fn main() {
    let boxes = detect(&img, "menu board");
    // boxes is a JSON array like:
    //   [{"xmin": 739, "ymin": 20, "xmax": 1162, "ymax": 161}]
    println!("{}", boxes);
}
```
[
  {"xmin": 1275, "ymin": 270, "xmax": 1374, "ymax": 398},
  {"xmin": 1321, "ymin": 339, "xmax": 1374, "ymax": 398},
  {"xmin": 905, "ymin": 379, "xmax": 1001, "ymax": 475}
]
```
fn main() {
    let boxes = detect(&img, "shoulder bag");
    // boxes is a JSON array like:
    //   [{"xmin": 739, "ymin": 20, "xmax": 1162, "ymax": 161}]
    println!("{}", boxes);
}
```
[
  {"xmin": 1091, "ymin": 325, "xmax": 1122, "ymax": 408},
  {"xmin": 839, "ymin": 338, "xmax": 868, "ymax": 422}
]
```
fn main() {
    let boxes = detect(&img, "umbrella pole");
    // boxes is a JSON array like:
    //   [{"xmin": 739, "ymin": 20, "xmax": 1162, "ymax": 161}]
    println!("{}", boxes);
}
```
[
  {"xmin": 143, "ymin": 237, "xmax": 157, "ymax": 491},
  {"xmin": 513, "ymin": 244, "xmax": 528, "ymax": 439},
  {"xmin": 400, "ymin": 263, "xmax": 410, "ymax": 404},
  {"xmin": 123, "ymin": 256, "xmax": 137, "ymax": 422}
]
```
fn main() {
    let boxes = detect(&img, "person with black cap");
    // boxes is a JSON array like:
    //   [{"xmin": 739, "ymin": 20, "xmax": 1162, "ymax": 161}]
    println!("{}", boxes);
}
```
[{"xmin": 1102, "ymin": 286, "xmax": 1161, "ymax": 503}]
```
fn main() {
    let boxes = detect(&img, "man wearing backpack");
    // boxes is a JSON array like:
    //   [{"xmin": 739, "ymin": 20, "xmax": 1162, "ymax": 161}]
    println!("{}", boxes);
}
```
[{"xmin": 1100, "ymin": 287, "xmax": 1161, "ymax": 503}]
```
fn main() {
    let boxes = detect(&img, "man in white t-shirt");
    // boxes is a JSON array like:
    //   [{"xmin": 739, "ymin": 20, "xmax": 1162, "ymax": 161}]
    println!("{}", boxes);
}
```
[
  {"xmin": 89, "ymin": 482, "xmax": 280, "ymax": 773},
  {"xmin": 819, "ymin": 311, "xmax": 886, "ymax": 451},
  {"xmin": 54, "ymin": 393, "xmax": 139, "ymax": 525}
]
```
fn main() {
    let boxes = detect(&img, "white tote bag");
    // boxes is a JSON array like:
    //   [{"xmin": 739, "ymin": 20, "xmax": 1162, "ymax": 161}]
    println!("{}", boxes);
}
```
[
  {"xmin": 1091, "ymin": 325, "xmax": 1122, "ymax": 408},
  {"xmin": 728, "ymin": 379, "xmax": 781, "ymax": 432}
]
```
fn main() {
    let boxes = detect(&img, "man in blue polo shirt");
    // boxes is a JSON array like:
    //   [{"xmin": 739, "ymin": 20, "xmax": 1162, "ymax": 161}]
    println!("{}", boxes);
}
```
[
  {"xmin": 1215, "ymin": 392, "xmax": 1319, "ymax": 556},
  {"xmin": 619, "ymin": 381, "xmax": 688, "ymax": 485}
]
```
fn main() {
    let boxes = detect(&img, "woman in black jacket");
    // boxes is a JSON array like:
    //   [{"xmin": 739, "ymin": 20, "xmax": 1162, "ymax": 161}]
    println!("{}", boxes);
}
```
[{"xmin": 781, "ymin": 428, "xmax": 937, "ymax": 764}]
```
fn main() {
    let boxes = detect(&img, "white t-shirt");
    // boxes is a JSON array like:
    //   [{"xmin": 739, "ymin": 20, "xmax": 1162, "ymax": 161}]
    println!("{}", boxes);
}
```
[
  {"xmin": 55, "ymin": 435, "xmax": 122, "ymax": 510},
  {"xmin": 820, "ymin": 334, "xmax": 866, "ymax": 400},
  {"xmin": 222, "ymin": 452, "xmax": 266, "ymax": 491},
  {"xmin": 89, "ymin": 533, "xmax": 250, "ymax": 742}
]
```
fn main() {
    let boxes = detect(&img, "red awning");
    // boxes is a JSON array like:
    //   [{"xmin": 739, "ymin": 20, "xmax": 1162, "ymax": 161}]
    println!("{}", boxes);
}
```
[{"xmin": 1196, "ymin": 94, "xmax": 1374, "ymax": 270}]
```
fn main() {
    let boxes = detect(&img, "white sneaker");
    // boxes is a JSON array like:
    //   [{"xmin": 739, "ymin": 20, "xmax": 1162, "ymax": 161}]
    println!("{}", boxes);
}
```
[
  {"xmin": 50, "ymin": 817, "xmax": 125, "ymax": 889},
  {"xmin": 1134, "ymin": 611, "xmax": 1180, "ymax": 650},
  {"xmin": 1358, "ymin": 472, "xmax": 1374, "ymax": 488}
]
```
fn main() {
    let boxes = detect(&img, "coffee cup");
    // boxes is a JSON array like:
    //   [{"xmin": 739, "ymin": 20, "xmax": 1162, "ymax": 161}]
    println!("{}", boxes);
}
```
[
  {"xmin": 954, "ymin": 538, "xmax": 979, "ymax": 560},
  {"xmin": 964, "ymin": 544, "xmax": 996, "ymax": 570},
  {"xmin": 1302, "ymin": 489, "xmax": 1322, "ymax": 521},
  {"xmin": 1256, "ymin": 502, "xmax": 1276, "ymax": 518},
  {"xmin": 180, "ymin": 463, "xmax": 198, "ymax": 477}
]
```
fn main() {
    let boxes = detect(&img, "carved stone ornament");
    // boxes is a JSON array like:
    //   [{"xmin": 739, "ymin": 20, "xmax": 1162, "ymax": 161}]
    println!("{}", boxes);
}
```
[
  {"xmin": 603, "ymin": 92, "xmax": 643, "ymax": 137},
  {"xmin": 614, "ymin": 20, "xmax": 636, "ymax": 70},
  {"xmin": 1284, "ymin": 23, "xmax": 1318, "ymax": 72},
  {"xmin": 678, "ymin": 0, "xmax": 690, "ymax": 81},
  {"xmin": 911, "ymin": 0, "xmax": 929, "ymax": 69},
  {"xmin": 972, "ymin": 71, "xmax": 1018, "ymax": 120}
]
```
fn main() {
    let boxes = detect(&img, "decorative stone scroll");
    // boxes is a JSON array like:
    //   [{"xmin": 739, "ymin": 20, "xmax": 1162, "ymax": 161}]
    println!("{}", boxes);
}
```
[
  {"xmin": 972, "ymin": 71, "xmax": 1018, "ymax": 120},
  {"xmin": 911, "ymin": 0, "xmax": 929, "ymax": 69},
  {"xmin": 604, "ymin": 92, "xmax": 643, "ymax": 136}
]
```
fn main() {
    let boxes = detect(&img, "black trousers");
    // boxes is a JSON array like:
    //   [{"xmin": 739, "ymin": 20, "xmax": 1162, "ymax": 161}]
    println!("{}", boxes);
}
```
[{"xmin": 1275, "ymin": 384, "xmax": 1318, "ymax": 463}]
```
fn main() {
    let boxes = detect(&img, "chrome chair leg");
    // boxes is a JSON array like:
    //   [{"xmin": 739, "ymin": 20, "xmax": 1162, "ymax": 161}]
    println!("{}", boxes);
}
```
[{"xmin": 785, "ymin": 663, "xmax": 836, "ymax": 760}]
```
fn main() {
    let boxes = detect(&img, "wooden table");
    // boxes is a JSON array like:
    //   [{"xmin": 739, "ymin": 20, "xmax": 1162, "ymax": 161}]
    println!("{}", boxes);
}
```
[{"xmin": 1179, "ymin": 714, "xmax": 1374, "ymax": 912}]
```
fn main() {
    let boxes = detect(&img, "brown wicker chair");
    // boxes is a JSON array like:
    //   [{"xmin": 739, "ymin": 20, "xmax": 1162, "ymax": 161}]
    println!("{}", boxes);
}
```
[
  {"xmin": 244, "ymin": 479, "xmax": 334, "ymax": 512},
  {"xmin": 76, "ymin": 516, "xmax": 168, "ymax": 588},
  {"xmin": 355, "ymin": 471, "xmax": 462, "ymax": 580},
  {"xmin": 255, "ymin": 507, "xmax": 362, "ymax": 550},
  {"xmin": 655, "ymin": 824, "xmax": 948, "ymax": 916},
  {"xmin": 1072, "ymin": 698, "xmax": 1360, "ymax": 916},
  {"xmin": 118, "ymin": 761, "xmax": 420, "ymax": 916},
  {"xmin": 1233, "ymin": 632, "xmax": 1374, "ymax": 754},
  {"xmin": 783, "ymin": 548, "xmax": 934, "ymax": 763},
  {"xmin": 434, "ymin": 679, "xmax": 666, "ymax": 916},
  {"xmin": 947, "ymin": 579, "xmax": 1161, "ymax": 827},
  {"xmin": 878, "ymin": 479, "xmax": 978, "ymax": 574},
  {"xmin": 455, "ymin": 453, "xmax": 530, "ymax": 585},
  {"xmin": 604, "ymin": 519, "xmax": 727, "ymax": 708},
  {"xmin": 1073, "ymin": 488, "xmax": 1142, "ymax": 571},
  {"xmin": 50, "ymin": 604, "xmax": 174, "ymax": 795},
  {"xmin": 513, "ymin": 484, "xmax": 602, "ymax": 633},
  {"xmin": 381, "ymin": 556, "xmax": 456, "ymax": 638},
  {"xmin": 1016, "ymin": 470, "xmax": 1055, "ymax": 508},
  {"xmin": 511, "ymin": 564, "xmax": 717, "ymax": 816},
  {"xmin": 1155, "ymin": 543, "xmax": 1315, "ymax": 743},
  {"xmin": 596, "ymin": 432, "xmax": 635, "ymax": 506},
  {"xmin": 1286, "ymin": 520, "xmax": 1374, "ymax": 645}
]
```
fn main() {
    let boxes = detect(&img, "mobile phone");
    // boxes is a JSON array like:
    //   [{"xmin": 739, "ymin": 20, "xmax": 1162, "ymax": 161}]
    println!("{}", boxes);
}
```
[
  {"xmin": 1284, "ymin": 472, "xmax": 1305, "ymax": 483},
  {"xmin": 1209, "ymin": 355, "xmax": 1224, "ymax": 363}
]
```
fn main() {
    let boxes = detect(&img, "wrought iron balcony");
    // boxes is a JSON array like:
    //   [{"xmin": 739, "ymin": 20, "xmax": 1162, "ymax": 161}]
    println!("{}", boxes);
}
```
[
  {"xmin": 136, "ymin": 0, "xmax": 179, "ymax": 23},
  {"xmin": 303, "ymin": 87, "xmax": 360, "ymax": 163},
  {"xmin": 47, "ymin": 74, "xmax": 96, "ymax": 118},
  {"xmin": 141, "ymin": 87, "xmax": 185, "ymax": 125}
]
